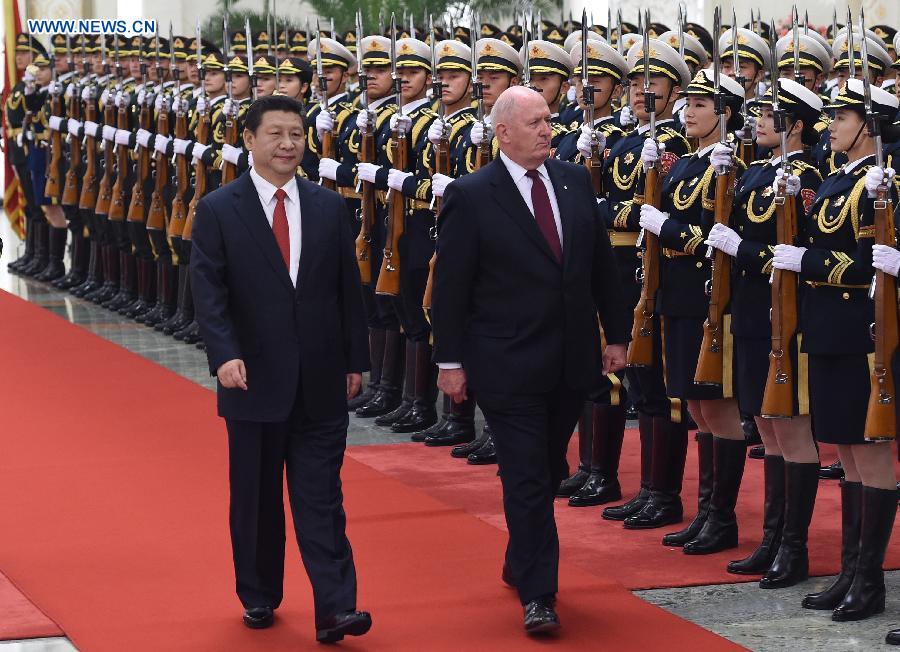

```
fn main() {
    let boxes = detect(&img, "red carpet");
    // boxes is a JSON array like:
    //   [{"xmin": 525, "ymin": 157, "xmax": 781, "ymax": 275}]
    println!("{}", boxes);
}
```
[
  {"xmin": 0, "ymin": 289, "xmax": 742, "ymax": 651},
  {"xmin": 0, "ymin": 571, "xmax": 62, "ymax": 640},
  {"xmin": 349, "ymin": 434, "xmax": 900, "ymax": 591}
]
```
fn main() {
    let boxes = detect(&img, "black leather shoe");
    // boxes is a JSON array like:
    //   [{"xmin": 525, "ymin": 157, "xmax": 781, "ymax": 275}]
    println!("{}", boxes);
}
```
[
  {"xmin": 819, "ymin": 460, "xmax": 844, "ymax": 480},
  {"xmin": 602, "ymin": 487, "xmax": 650, "ymax": 521},
  {"xmin": 887, "ymin": 628, "xmax": 900, "ymax": 645},
  {"xmin": 467, "ymin": 435, "xmax": 497, "ymax": 464},
  {"xmin": 316, "ymin": 610, "xmax": 372, "ymax": 644},
  {"xmin": 748, "ymin": 445, "xmax": 766, "ymax": 459},
  {"xmin": 568, "ymin": 473, "xmax": 622, "ymax": 507},
  {"xmin": 373, "ymin": 399, "xmax": 412, "ymax": 427},
  {"xmin": 556, "ymin": 467, "xmax": 589, "ymax": 498},
  {"xmin": 391, "ymin": 403, "xmax": 437, "ymax": 433},
  {"xmin": 242, "ymin": 607, "xmax": 274, "ymax": 629},
  {"xmin": 425, "ymin": 424, "xmax": 475, "ymax": 447},
  {"xmin": 524, "ymin": 598, "xmax": 560, "ymax": 634},
  {"xmin": 451, "ymin": 433, "xmax": 488, "ymax": 458},
  {"xmin": 623, "ymin": 493, "xmax": 683, "ymax": 530}
]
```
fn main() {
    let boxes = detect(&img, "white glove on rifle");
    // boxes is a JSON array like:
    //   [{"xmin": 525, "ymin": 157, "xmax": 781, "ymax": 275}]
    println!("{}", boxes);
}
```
[
  {"xmin": 153, "ymin": 134, "xmax": 170, "ymax": 154},
  {"xmin": 172, "ymin": 138, "xmax": 190, "ymax": 155},
  {"xmin": 154, "ymin": 93, "xmax": 169, "ymax": 113},
  {"xmin": 66, "ymin": 119, "xmax": 82, "ymax": 138},
  {"xmin": 247, "ymin": 151, "xmax": 254, "ymax": 167},
  {"xmin": 102, "ymin": 125, "xmax": 117, "ymax": 142},
  {"xmin": 47, "ymin": 80, "xmax": 62, "ymax": 96},
  {"xmin": 48, "ymin": 116, "xmax": 64, "ymax": 132},
  {"xmin": 638, "ymin": 204, "xmax": 669, "ymax": 235},
  {"xmin": 220, "ymin": 143, "xmax": 242, "ymax": 166},
  {"xmin": 772, "ymin": 167, "xmax": 801, "ymax": 197},
  {"xmin": 171, "ymin": 94, "xmax": 185, "ymax": 114},
  {"xmin": 135, "ymin": 128, "xmax": 152, "ymax": 148},
  {"xmin": 114, "ymin": 129, "xmax": 131, "ymax": 146},
  {"xmin": 710, "ymin": 142, "xmax": 734, "ymax": 171},
  {"xmin": 431, "ymin": 173, "xmax": 453, "ymax": 198},
  {"xmin": 390, "ymin": 113, "xmax": 412, "ymax": 134},
  {"xmin": 428, "ymin": 119, "xmax": 447, "ymax": 146},
  {"xmin": 736, "ymin": 115, "xmax": 757, "ymax": 141},
  {"xmin": 316, "ymin": 110, "xmax": 334, "ymax": 138},
  {"xmin": 640, "ymin": 138, "xmax": 663, "ymax": 172},
  {"xmin": 64, "ymin": 82, "xmax": 75, "ymax": 99},
  {"xmin": 80, "ymin": 85, "xmax": 93, "ymax": 101},
  {"xmin": 387, "ymin": 168, "xmax": 413, "ymax": 192},
  {"xmin": 136, "ymin": 88, "xmax": 146, "ymax": 106},
  {"xmin": 222, "ymin": 98, "xmax": 236, "ymax": 117},
  {"xmin": 191, "ymin": 142, "xmax": 211, "ymax": 162},
  {"xmin": 116, "ymin": 91, "xmax": 131, "ymax": 109},
  {"xmin": 577, "ymin": 124, "xmax": 607, "ymax": 159},
  {"xmin": 470, "ymin": 120, "xmax": 492, "ymax": 146},
  {"xmin": 705, "ymin": 223, "xmax": 742, "ymax": 257},
  {"xmin": 195, "ymin": 95, "xmax": 208, "ymax": 115},
  {"xmin": 772, "ymin": 244, "xmax": 807, "ymax": 272},
  {"xmin": 619, "ymin": 105, "xmax": 636, "ymax": 128},
  {"xmin": 865, "ymin": 166, "xmax": 896, "ymax": 198},
  {"xmin": 356, "ymin": 162, "xmax": 380, "ymax": 184},
  {"xmin": 318, "ymin": 157, "xmax": 339, "ymax": 180},
  {"xmin": 83, "ymin": 120, "xmax": 99, "ymax": 137},
  {"xmin": 872, "ymin": 244, "xmax": 900, "ymax": 277},
  {"xmin": 355, "ymin": 108, "xmax": 371, "ymax": 132},
  {"xmin": 99, "ymin": 87, "xmax": 109, "ymax": 106}
]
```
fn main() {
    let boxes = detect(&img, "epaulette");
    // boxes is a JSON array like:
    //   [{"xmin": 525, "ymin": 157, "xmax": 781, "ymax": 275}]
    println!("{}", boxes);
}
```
[
  {"xmin": 411, "ymin": 109, "xmax": 438, "ymax": 143},
  {"xmin": 749, "ymin": 159, "xmax": 768, "ymax": 167},
  {"xmin": 375, "ymin": 104, "xmax": 397, "ymax": 130},
  {"xmin": 657, "ymin": 125, "xmax": 682, "ymax": 143},
  {"xmin": 448, "ymin": 113, "xmax": 475, "ymax": 142}
]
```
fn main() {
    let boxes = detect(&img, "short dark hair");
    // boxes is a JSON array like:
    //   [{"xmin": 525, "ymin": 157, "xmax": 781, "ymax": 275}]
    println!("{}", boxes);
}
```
[{"xmin": 244, "ymin": 95, "xmax": 306, "ymax": 133}]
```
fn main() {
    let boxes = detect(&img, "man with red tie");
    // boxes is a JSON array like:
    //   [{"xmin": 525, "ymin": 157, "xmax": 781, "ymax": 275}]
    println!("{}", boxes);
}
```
[
  {"xmin": 190, "ymin": 95, "xmax": 372, "ymax": 644},
  {"xmin": 431, "ymin": 86, "xmax": 629, "ymax": 634}
]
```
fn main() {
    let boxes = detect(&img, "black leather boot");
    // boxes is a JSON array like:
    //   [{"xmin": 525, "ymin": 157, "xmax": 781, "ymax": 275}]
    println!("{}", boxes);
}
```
[
  {"xmin": 683, "ymin": 437, "xmax": 746, "ymax": 554},
  {"xmin": 356, "ymin": 330, "xmax": 404, "ymax": 417},
  {"xmin": 157, "ymin": 263, "xmax": 187, "ymax": 331},
  {"xmin": 392, "ymin": 342, "xmax": 438, "ymax": 433},
  {"xmin": 603, "ymin": 413, "xmax": 654, "ymax": 521},
  {"xmin": 426, "ymin": 396, "xmax": 476, "ymax": 447},
  {"xmin": 9, "ymin": 215, "xmax": 35, "ymax": 273},
  {"xmin": 415, "ymin": 393, "xmax": 450, "ymax": 443},
  {"xmin": 375, "ymin": 339, "xmax": 415, "ymax": 426},
  {"xmin": 104, "ymin": 252, "xmax": 136, "ymax": 310},
  {"xmin": 760, "ymin": 461, "xmax": 819, "ymax": 588},
  {"xmin": 349, "ymin": 328, "xmax": 385, "ymax": 411},
  {"xmin": 467, "ymin": 427, "xmax": 496, "ymax": 464},
  {"xmin": 85, "ymin": 244, "xmax": 117, "ymax": 301},
  {"xmin": 123, "ymin": 258, "xmax": 157, "ymax": 318},
  {"xmin": 664, "ymin": 431, "xmax": 715, "ymax": 546},
  {"xmin": 164, "ymin": 262, "xmax": 195, "ymax": 335},
  {"xmin": 22, "ymin": 221, "xmax": 49, "ymax": 277},
  {"xmin": 35, "ymin": 226, "xmax": 68, "ymax": 282},
  {"xmin": 556, "ymin": 401, "xmax": 593, "ymax": 497},
  {"xmin": 77, "ymin": 240, "xmax": 103, "ymax": 297},
  {"xmin": 141, "ymin": 261, "xmax": 177, "ymax": 326},
  {"xmin": 569, "ymin": 403, "xmax": 625, "ymax": 507},
  {"xmin": 175, "ymin": 320, "xmax": 201, "ymax": 343},
  {"xmin": 624, "ymin": 417, "xmax": 688, "ymax": 530},
  {"xmin": 53, "ymin": 230, "xmax": 87, "ymax": 289},
  {"xmin": 803, "ymin": 480, "xmax": 862, "ymax": 610},
  {"xmin": 819, "ymin": 460, "xmax": 844, "ymax": 480},
  {"xmin": 887, "ymin": 628, "xmax": 900, "ymax": 645},
  {"xmin": 728, "ymin": 455, "xmax": 785, "ymax": 574},
  {"xmin": 831, "ymin": 486, "xmax": 897, "ymax": 621}
]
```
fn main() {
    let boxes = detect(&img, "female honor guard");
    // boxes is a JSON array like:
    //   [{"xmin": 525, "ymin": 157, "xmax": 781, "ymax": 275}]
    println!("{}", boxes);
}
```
[
  {"xmin": 772, "ymin": 79, "xmax": 898, "ymax": 622},
  {"xmin": 638, "ymin": 68, "xmax": 749, "ymax": 555},
  {"xmin": 705, "ymin": 79, "xmax": 824, "ymax": 585}
]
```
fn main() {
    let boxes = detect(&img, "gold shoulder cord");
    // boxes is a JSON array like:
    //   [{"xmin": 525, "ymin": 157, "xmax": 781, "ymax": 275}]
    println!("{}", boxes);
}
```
[
  {"xmin": 746, "ymin": 189, "xmax": 777, "ymax": 223},
  {"xmin": 672, "ymin": 166, "xmax": 714, "ymax": 212},
  {"xmin": 816, "ymin": 177, "xmax": 865, "ymax": 235},
  {"xmin": 612, "ymin": 155, "xmax": 642, "ymax": 190}
]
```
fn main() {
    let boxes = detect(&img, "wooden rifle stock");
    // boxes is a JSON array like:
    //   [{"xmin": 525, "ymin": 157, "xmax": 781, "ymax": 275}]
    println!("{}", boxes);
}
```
[
  {"xmin": 108, "ymin": 104, "xmax": 130, "ymax": 221},
  {"xmin": 476, "ymin": 139, "xmax": 491, "ymax": 170},
  {"xmin": 694, "ymin": 169, "xmax": 735, "ymax": 385},
  {"xmin": 626, "ymin": 165, "xmax": 662, "ymax": 367},
  {"xmin": 146, "ymin": 99, "xmax": 170, "ymax": 231},
  {"xmin": 760, "ymin": 188, "xmax": 799, "ymax": 418},
  {"xmin": 220, "ymin": 106, "xmax": 239, "ymax": 185},
  {"xmin": 737, "ymin": 138, "xmax": 755, "ymax": 167},
  {"xmin": 44, "ymin": 92, "xmax": 64, "ymax": 200},
  {"xmin": 94, "ymin": 97, "xmax": 116, "ymax": 215},
  {"xmin": 376, "ymin": 128, "xmax": 407, "ymax": 296},
  {"xmin": 587, "ymin": 140, "xmax": 603, "ymax": 195},
  {"xmin": 78, "ymin": 89, "xmax": 99, "ymax": 210},
  {"xmin": 320, "ymin": 125, "xmax": 337, "ymax": 191},
  {"xmin": 422, "ymin": 132, "xmax": 451, "ymax": 310},
  {"xmin": 355, "ymin": 128, "xmax": 376, "ymax": 285},
  {"xmin": 167, "ymin": 105, "xmax": 189, "ymax": 239},
  {"xmin": 182, "ymin": 113, "xmax": 211, "ymax": 242},
  {"xmin": 126, "ymin": 98, "xmax": 153, "ymax": 222},
  {"xmin": 865, "ymin": 188, "xmax": 898, "ymax": 441},
  {"xmin": 61, "ymin": 87, "xmax": 82, "ymax": 206}
]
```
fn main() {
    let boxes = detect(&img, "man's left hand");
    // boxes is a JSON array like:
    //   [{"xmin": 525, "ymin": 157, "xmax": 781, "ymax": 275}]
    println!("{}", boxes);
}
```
[
  {"xmin": 437, "ymin": 368, "xmax": 468, "ymax": 403},
  {"xmin": 346, "ymin": 373, "xmax": 362, "ymax": 400},
  {"xmin": 602, "ymin": 344, "xmax": 626, "ymax": 375}
]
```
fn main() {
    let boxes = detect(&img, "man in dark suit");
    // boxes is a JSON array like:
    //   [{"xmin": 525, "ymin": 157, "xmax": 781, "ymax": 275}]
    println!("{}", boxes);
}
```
[
  {"xmin": 431, "ymin": 86, "xmax": 629, "ymax": 634},
  {"xmin": 190, "ymin": 94, "xmax": 372, "ymax": 644}
]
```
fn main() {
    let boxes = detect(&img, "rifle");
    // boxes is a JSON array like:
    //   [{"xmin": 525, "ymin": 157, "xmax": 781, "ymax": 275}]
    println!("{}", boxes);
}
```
[
  {"xmin": 44, "ymin": 49, "xmax": 64, "ymax": 200},
  {"xmin": 316, "ymin": 21, "xmax": 337, "ymax": 191},
  {"xmin": 147, "ymin": 27, "xmax": 171, "ymax": 232},
  {"xmin": 108, "ymin": 35, "xmax": 131, "ymax": 223},
  {"xmin": 860, "ymin": 8, "xmax": 897, "ymax": 441},
  {"xmin": 732, "ymin": 10, "xmax": 754, "ymax": 166},
  {"xmin": 471, "ymin": 13, "xmax": 491, "ymax": 170},
  {"xmin": 581, "ymin": 10, "xmax": 602, "ymax": 194},
  {"xmin": 626, "ymin": 12, "xmax": 662, "ymax": 367},
  {"xmin": 126, "ymin": 36, "xmax": 153, "ymax": 223},
  {"xmin": 95, "ymin": 37, "xmax": 120, "ymax": 216},
  {"xmin": 423, "ymin": 14, "xmax": 448, "ymax": 310},
  {"xmin": 221, "ymin": 20, "xmax": 240, "ymax": 185},
  {"xmin": 695, "ymin": 7, "xmax": 736, "ymax": 386},
  {"xmin": 78, "ymin": 34, "xmax": 102, "ymax": 211},
  {"xmin": 246, "ymin": 18, "xmax": 257, "ymax": 102},
  {"xmin": 761, "ymin": 23, "xmax": 800, "ymax": 418},
  {"xmin": 182, "ymin": 20, "xmax": 211, "ymax": 243},
  {"xmin": 168, "ymin": 24, "xmax": 190, "ymax": 242},
  {"xmin": 62, "ymin": 34, "xmax": 85, "ymax": 206},
  {"xmin": 354, "ymin": 10, "xmax": 375, "ymax": 285},
  {"xmin": 376, "ymin": 14, "xmax": 406, "ymax": 297}
]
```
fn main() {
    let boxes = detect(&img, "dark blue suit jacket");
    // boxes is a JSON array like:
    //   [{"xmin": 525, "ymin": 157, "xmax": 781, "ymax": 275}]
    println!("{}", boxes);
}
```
[{"xmin": 190, "ymin": 171, "xmax": 369, "ymax": 422}]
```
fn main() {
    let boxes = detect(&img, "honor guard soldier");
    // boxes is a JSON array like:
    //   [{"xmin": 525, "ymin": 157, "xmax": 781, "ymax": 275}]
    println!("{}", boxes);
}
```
[
  {"xmin": 705, "ymin": 78, "xmax": 824, "ymax": 583},
  {"xmin": 773, "ymin": 79, "xmax": 899, "ymax": 622},
  {"xmin": 518, "ymin": 39, "xmax": 571, "ymax": 150},
  {"xmin": 557, "ymin": 29, "xmax": 603, "ymax": 130},
  {"xmin": 307, "ymin": 35, "xmax": 357, "ymax": 182},
  {"xmin": 658, "ymin": 30, "xmax": 710, "ymax": 133}
]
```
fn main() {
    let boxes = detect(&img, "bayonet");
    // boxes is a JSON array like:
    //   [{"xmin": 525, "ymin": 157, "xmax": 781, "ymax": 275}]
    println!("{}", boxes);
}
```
[
  {"xmin": 793, "ymin": 6, "xmax": 803, "ymax": 86},
  {"xmin": 643, "ymin": 9, "xmax": 655, "ymax": 140},
  {"xmin": 523, "ymin": 11, "xmax": 532, "ymax": 88},
  {"xmin": 581, "ymin": 9, "xmax": 594, "ymax": 135},
  {"xmin": 470, "ymin": 12, "xmax": 483, "ymax": 124},
  {"xmin": 804, "ymin": 11, "xmax": 809, "ymax": 34},
  {"xmin": 223, "ymin": 18, "xmax": 233, "ymax": 106},
  {"xmin": 196, "ymin": 18, "xmax": 207, "ymax": 107},
  {"xmin": 267, "ymin": 11, "xmax": 273, "ymax": 56},
  {"xmin": 616, "ymin": 10, "xmax": 624, "ymax": 56},
  {"xmin": 677, "ymin": 5, "xmax": 685, "ymax": 60},
  {"xmin": 391, "ymin": 13, "xmax": 401, "ymax": 117},
  {"xmin": 316, "ymin": 19, "xmax": 328, "ymax": 113},
  {"xmin": 847, "ymin": 7, "xmax": 856, "ymax": 79},
  {"xmin": 769, "ymin": 18, "xmax": 789, "ymax": 183},
  {"xmin": 713, "ymin": 6, "xmax": 726, "ymax": 154},
  {"xmin": 859, "ymin": 7, "xmax": 880, "ymax": 167},
  {"xmin": 154, "ymin": 25, "xmax": 161, "ymax": 96},
  {"xmin": 331, "ymin": 17, "xmax": 336, "ymax": 40},
  {"xmin": 169, "ymin": 22, "xmax": 180, "ymax": 113},
  {"xmin": 246, "ymin": 17, "xmax": 257, "ymax": 101}
]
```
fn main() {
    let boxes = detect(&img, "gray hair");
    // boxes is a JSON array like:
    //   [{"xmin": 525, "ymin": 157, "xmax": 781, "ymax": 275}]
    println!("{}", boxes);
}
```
[{"xmin": 491, "ymin": 85, "xmax": 544, "ymax": 130}]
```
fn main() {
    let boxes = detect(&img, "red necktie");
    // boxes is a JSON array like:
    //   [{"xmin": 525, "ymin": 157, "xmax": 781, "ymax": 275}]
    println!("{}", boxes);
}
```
[
  {"xmin": 272, "ymin": 188, "xmax": 290, "ymax": 270},
  {"xmin": 525, "ymin": 169, "xmax": 562, "ymax": 263}
]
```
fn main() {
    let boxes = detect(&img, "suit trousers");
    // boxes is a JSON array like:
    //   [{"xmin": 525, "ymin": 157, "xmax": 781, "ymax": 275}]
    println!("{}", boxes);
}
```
[
  {"xmin": 225, "ymin": 390, "xmax": 357, "ymax": 625},
  {"xmin": 477, "ymin": 384, "xmax": 585, "ymax": 604}
]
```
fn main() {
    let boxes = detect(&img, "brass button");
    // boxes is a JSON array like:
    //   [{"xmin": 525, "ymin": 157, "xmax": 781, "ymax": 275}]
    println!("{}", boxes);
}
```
[
  {"xmin": 842, "ymin": 292, "xmax": 850, "ymax": 300},
  {"xmin": 809, "ymin": 237, "xmax": 814, "ymax": 243},
  {"xmin": 742, "ymin": 270, "xmax": 746, "ymax": 276},
  {"xmin": 696, "ymin": 261, "xmax": 703, "ymax": 268}
]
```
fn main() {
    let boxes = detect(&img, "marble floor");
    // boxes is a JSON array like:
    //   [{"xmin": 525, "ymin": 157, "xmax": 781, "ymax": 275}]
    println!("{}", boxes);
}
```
[{"xmin": 0, "ymin": 222, "xmax": 897, "ymax": 651}]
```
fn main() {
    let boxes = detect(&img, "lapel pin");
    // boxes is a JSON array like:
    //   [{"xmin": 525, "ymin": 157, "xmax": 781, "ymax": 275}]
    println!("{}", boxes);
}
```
[{"xmin": 563, "ymin": 185, "xmax": 568, "ymax": 190}]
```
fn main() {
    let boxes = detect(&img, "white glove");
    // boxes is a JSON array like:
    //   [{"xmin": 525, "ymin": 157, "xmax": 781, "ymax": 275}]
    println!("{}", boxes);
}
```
[
  {"xmin": 710, "ymin": 142, "xmax": 734, "ymax": 171},
  {"xmin": 640, "ymin": 138, "xmax": 664, "ymax": 172},
  {"xmin": 577, "ymin": 124, "xmax": 607, "ymax": 159},
  {"xmin": 80, "ymin": 85, "xmax": 93, "ymax": 101},
  {"xmin": 639, "ymin": 204, "xmax": 669, "ymax": 235},
  {"xmin": 356, "ymin": 162, "xmax": 380, "ymax": 183},
  {"xmin": 171, "ymin": 94, "xmax": 185, "ymax": 114},
  {"xmin": 135, "ymin": 128, "xmax": 152, "ymax": 148},
  {"xmin": 865, "ymin": 166, "xmax": 896, "ymax": 198},
  {"xmin": 772, "ymin": 244, "xmax": 807, "ymax": 272},
  {"xmin": 191, "ymin": 142, "xmax": 211, "ymax": 162},
  {"xmin": 431, "ymin": 173, "xmax": 453, "ymax": 198},
  {"xmin": 154, "ymin": 93, "xmax": 169, "ymax": 113},
  {"xmin": 16, "ymin": 133, "xmax": 22, "ymax": 147},
  {"xmin": 66, "ymin": 119, "xmax": 82, "ymax": 137},
  {"xmin": 48, "ymin": 116, "xmax": 64, "ymax": 132},
  {"xmin": 116, "ymin": 91, "xmax": 130, "ymax": 109},
  {"xmin": 389, "ymin": 113, "xmax": 412, "ymax": 134},
  {"xmin": 47, "ymin": 80, "xmax": 62, "ymax": 96},
  {"xmin": 772, "ymin": 167, "xmax": 801, "ymax": 197},
  {"xmin": 355, "ymin": 109, "xmax": 370, "ymax": 132},
  {"xmin": 428, "ymin": 119, "xmax": 447, "ymax": 145},
  {"xmin": 470, "ymin": 120, "xmax": 491, "ymax": 146},
  {"xmin": 222, "ymin": 98, "xmax": 235, "ymax": 117},
  {"xmin": 64, "ymin": 82, "xmax": 75, "ymax": 99},
  {"xmin": 387, "ymin": 168, "xmax": 413, "ymax": 192},
  {"xmin": 675, "ymin": 104, "xmax": 687, "ymax": 127},
  {"xmin": 83, "ymin": 120, "xmax": 99, "ymax": 137},
  {"xmin": 23, "ymin": 69, "xmax": 35, "ymax": 85},
  {"xmin": 102, "ymin": 125, "xmax": 117, "ymax": 142},
  {"xmin": 736, "ymin": 116, "xmax": 757, "ymax": 141},
  {"xmin": 136, "ymin": 88, "xmax": 146, "ymax": 106},
  {"xmin": 620, "ymin": 105, "xmax": 636, "ymax": 128},
  {"xmin": 172, "ymin": 138, "xmax": 190, "ymax": 155},
  {"xmin": 316, "ymin": 110, "xmax": 334, "ymax": 138},
  {"xmin": 99, "ymin": 87, "xmax": 109, "ymax": 106},
  {"xmin": 872, "ymin": 244, "xmax": 900, "ymax": 277},
  {"xmin": 195, "ymin": 95, "xmax": 208, "ymax": 115},
  {"xmin": 153, "ymin": 134, "xmax": 170, "ymax": 154},
  {"xmin": 319, "ymin": 157, "xmax": 339, "ymax": 180},
  {"xmin": 705, "ymin": 223, "xmax": 742, "ymax": 258},
  {"xmin": 566, "ymin": 85, "xmax": 577, "ymax": 102},
  {"xmin": 220, "ymin": 143, "xmax": 243, "ymax": 165},
  {"xmin": 114, "ymin": 129, "xmax": 131, "ymax": 146}
]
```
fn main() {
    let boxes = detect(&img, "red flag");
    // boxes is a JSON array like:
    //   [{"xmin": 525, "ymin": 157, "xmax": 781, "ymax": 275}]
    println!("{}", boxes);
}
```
[{"xmin": 3, "ymin": 0, "xmax": 25, "ymax": 239}]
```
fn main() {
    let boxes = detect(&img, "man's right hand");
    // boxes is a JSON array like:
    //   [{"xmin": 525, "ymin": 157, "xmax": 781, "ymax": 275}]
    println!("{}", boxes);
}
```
[
  {"xmin": 217, "ymin": 359, "xmax": 248, "ymax": 390},
  {"xmin": 437, "ymin": 368, "xmax": 467, "ymax": 403}
]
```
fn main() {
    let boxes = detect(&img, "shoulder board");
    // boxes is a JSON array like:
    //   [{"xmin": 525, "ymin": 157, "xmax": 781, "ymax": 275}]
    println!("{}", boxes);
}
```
[
  {"xmin": 375, "ymin": 105, "xmax": 397, "ymax": 129},
  {"xmin": 749, "ymin": 159, "xmax": 768, "ymax": 167},
  {"xmin": 448, "ymin": 115, "xmax": 474, "ymax": 141},
  {"xmin": 411, "ymin": 110, "xmax": 438, "ymax": 143},
  {"xmin": 657, "ymin": 126, "xmax": 681, "ymax": 142}
]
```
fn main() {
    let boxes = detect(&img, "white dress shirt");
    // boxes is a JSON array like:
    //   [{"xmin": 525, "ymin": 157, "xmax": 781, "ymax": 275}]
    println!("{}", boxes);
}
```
[{"xmin": 249, "ymin": 167, "xmax": 302, "ymax": 286}]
